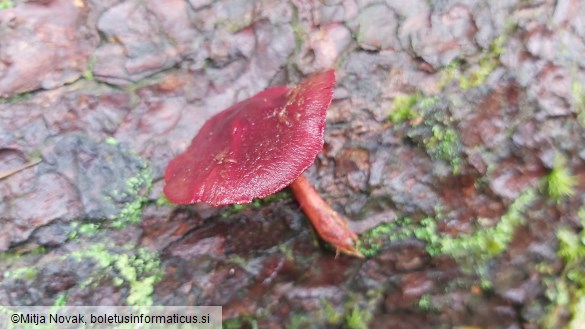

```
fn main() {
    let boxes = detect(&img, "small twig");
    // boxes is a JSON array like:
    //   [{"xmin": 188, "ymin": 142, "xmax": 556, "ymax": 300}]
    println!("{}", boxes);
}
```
[{"xmin": 0, "ymin": 158, "xmax": 42, "ymax": 180}]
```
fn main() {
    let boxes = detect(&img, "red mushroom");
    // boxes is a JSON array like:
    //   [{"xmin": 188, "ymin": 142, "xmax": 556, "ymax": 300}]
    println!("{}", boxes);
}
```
[{"xmin": 164, "ymin": 70, "xmax": 362, "ymax": 257}]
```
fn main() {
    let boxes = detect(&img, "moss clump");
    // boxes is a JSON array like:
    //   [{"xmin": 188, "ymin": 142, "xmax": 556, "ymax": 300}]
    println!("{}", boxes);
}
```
[
  {"xmin": 0, "ymin": 90, "xmax": 35, "ymax": 104},
  {"xmin": 542, "ymin": 207, "xmax": 585, "ymax": 329},
  {"xmin": 360, "ymin": 190, "xmax": 535, "ymax": 271},
  {"xmin": 385, "ymin": 93, "xmax": 462, "ymax": 173},
  {"xmin": 317, "ymin": 293, "xmax": 377, "ymax": 329},
  {"xmin": 571, "ymin": 82, "xmax": 585, "ymax": 126},
  {"xmin": 82, "ymin": 56, "xmax": 95, "ymax": 81},
  {"xmin": 223, "ymin": 316, "xmax": 259, "ymax": 329},
  {"xmin": 110, "ymin": 163, "xmax": 153, "ymax": 228},
  {"xmin": 418, "ymin": 294, "xmax": 439, "ymax": 311},
  {"xmin": 53, "ymin": 293, "xmax": 67, "ymax": 307},
  {"xmin": 359, "ymin": 217, "xmax": 412, "ymax": 257},
  {"xmin": 387, "ymin": 94, "xmax": 421, "ymax": 124},
  {"xmin": 360, "ymin": 190, "xmax": 535, "ymax": 317},
  {"xmin": 221, "ymin": 204, "xmax": 247, "ymax": 217},
  {"xmin": 345, "ymin": 305, "xmax": 372, "ymax": 329},
  {"xmin": 425, "ymin": 125, "xmax": 462, "ymax": 174},
  {"xmin": 155, "ymin": 195, "xmax": 173, "ymax": 207},
  {"xmin": 67, "ymin": 222, "xmax": 101, "ymax": 240},
  {"xmin": 278, "ymin": 243, "xmax": 294, "ymax": 261},
  {"xmin": 104, "ymin": 136, "xmax": 119, "ymax": 145},
  {"xmin": 546, "ymin": 155, "xmax": 576, "ymax": 201},
  {"xmin": 441, "ymin": 36, "xmax": 505, "ymax": 90},
  {"xmin": 220, "ymin": 190, "xmax": 292, "ymax": 217},
  {"xmin": 0, "ymin": 0, "xmax": 14, "ymax": 9},
  {"xmin": 2, "ymin": 246, "xmax": 47, "ymax": 282},
  {"xmin": 0, "ymin": 246, "xmax": 46, "ymax": 263},
  {"xmin": 437, "ymin": 190, "xmax": 535, "ymax": 262},
  {"xmin": 393, "ymin": 96, "xmax": 463, "ymax": 175},
  {"xmin": 4, "ymin": 266, "xmax": 37, "ymax": 280},
  {"xmin": 290, "ymin": 5, "xmax": 308, "ymax": 55},
  {"xmin": 288, "ymin": 313, "xmax": 312, "ymax": 329},
  {"xmin": 114, "ymin": 250, "xmax": 162, "ymax": 306},
  {"xmin": 387, "ymin": 94, "xmax": 440, "ymax": 125},
  {"xmin": 321, "ymin": 299, "xmax": 344, "ymax": 325},
  {"xmin": 71, "ymin": 243, "xmax": 162, "ymax": 306},
  {"xmin": 460, "ymin": 36, "xmax": 504, "ymax": 89}
]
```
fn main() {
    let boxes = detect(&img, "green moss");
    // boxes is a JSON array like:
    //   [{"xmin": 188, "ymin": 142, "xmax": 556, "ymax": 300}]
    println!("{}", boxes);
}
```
[
  {"xmin": 225, "ymin": 254, "xmax": 248, "ymax": 267},
  {"xmin": 82, "ymin": 56, "xmax": 96, "ymax": 81},
  {"xmin": 68, "ymin": 222, "xmax": 101, "ymax": 240},
  {"xmin": 546, "ymin": 155, "xmax": 576, "ymax": 201},
  {"xmin": 541, "ymin": 207, "xmax": 585, "ymax": 328},
  {"xmin": 112, "ymin": 200, "xmax": 144, "ymax": 228},
  {"xmin": 417, "ymin": 96, "xmax": 440, "ymax": 110},
  {"xmin": 573, "ymin": 82, "xmax": 585, "ymax": 126},
  {"xmin": 115, "ymin": 251, "xmax": 161, "ymax": 306},
  {"xmin": 104, "ymin": 137, "xmax": 119, "ymax": 145},
  {"xmin": 386, "ymin": 93, "xmax": 457, "ymax": 173},
  {"xmin": 317, "ymin": 293, "xmax": 379, "ymax": 329},
  {"xmin": 257, "ymin": 190, "xmax": 292, "ymax": 204},
  {"xmin": 441, "ymin": 36, "xmax": 505, "ymax": 90},
  {"xmin": 360, "ymin": 190, "xmax": 535, "ymax": 270},
  {"xmin": 360, "ymin": 217, "xmax": 421, "ymax": 257},
  {"xmin": 223, "ymin": 316, "xmax": 259, "ymax": 329},
  {"xmin": 221, "ymin": 204, "xmax": 247, "ymax": 217},
  {"xmin": 0, "ymin": 90, "xmax": 35, "ymax": 104},
  {"xmin": 358, "ymin": 219, "xmax": 401, "ymax": 257},
  {"xmin": 4, "ymin": 266, "xmax": 37, "ymax": 280},
  {"xmin": 387, "ymin": 94, "xmax": 420, "ymax": 124},
  {"xmin": 438, "ymin": 190, "xmax": 535, "ymax": 261},
  {"xmin": 0, "ymin": 245, "xmax": 46, "ymax": 263},
  {"xmin": 71, "ymin": 244, "xmax": 162, "ymax": 306},
  {"xmin": 72, "ymin": 243, "xmax": 114, "ymax": 267},
  {"xmin": 345, "ymin": 305, "xmax": 372, "ymax": 329},
  {"xmin": 425, "ymin": 125, "xmax": 462, "ymax": 174},
  {"xmin": 111, "ymin": 163, "xmax": 153, "ymax": 228},
  {"xmin": 53, "ymin": 293, "xmax": 67, "ymax": 307},
  {"xmin": 79, "ymin": 223, "xmax": 100, "ymax": 236},
  {"xmin": 1, "ymin": 247, "xmax": 47, "ymax": 282},
  {"xmin": 418, "ymin": 294, "xmax": 434, "ymax": 311},
  {"xmin": 221, "ymin": 190, "xmax": 292, "ymax": 217},
  {"xmin": 459, "ymin": 62, "xmax": 494, "ymax": 89},
  {"xmin": 278, "ymin": 243, "xmax": 294, "ymax": 261},
  {"xmin": 438, "ymin": 61, "xmax": 461, "ymax": 89},
  {"xmin": 0, "ymin": 0, "xmax": 14, "ymax": 9},
  {"xmin": 290, "ymin": 5, "xmax": 307, "ymax": 54},
  {"xmin": 387, "ymin": 94, "xmax": 440, "ymax": 125},
  {"xmin": 461, "ymin": 36, "xmax": 504, "ymax": 89},
  {"xmin": 360, "ymin": 190, "xmax": 535, "ymax": 317},
  {"xmin": 288, "ymin": 313, "xmax": 312, "ymax": 329},
  {"xmin": 321, "ymin": 299, "xmax": 343, "ymax": 325},
  {"xmin": 392, "ymin": 96, "xmax": 462, "ymax": 174},
  {"xmin": 155, "ymin": 195, "xmax": 173, "ymax": 207},
  {"xmin": 0, "ymin": 252, "xmax": 20, "ymax": 263}
]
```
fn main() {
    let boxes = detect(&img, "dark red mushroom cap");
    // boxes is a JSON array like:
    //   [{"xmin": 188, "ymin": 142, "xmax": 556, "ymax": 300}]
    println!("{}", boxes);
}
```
[{"xmin": 164, "ymin": 70, "xmax": 336, "ymax": 206}]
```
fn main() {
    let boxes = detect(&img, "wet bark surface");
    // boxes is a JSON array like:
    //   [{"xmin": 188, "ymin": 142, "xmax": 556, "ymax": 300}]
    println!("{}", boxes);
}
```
[{"xmin": 2, "ymin": 0, "xmax": 585, "ymax": 328}]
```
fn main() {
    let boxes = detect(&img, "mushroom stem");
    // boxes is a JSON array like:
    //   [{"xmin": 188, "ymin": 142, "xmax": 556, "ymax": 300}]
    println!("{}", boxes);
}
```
[{"xmin": 289, "ymin": 174, "xmax": 364, "ymax": 258}]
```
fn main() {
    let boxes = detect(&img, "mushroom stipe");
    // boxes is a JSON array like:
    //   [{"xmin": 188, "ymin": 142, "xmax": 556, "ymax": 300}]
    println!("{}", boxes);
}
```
[
  {"xmin": 289, "ymin": 175, "xmax": 363, "ymax": 258},
  {"xmin": 164, "ymin": 70, "xmax": 363, "ymax": 258}
]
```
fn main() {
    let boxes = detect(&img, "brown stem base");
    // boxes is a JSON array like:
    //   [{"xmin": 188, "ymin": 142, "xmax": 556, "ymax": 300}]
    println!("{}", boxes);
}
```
[{"xmin": 289, "ymin": 174, "xmax": 363, "ymax": 258}]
